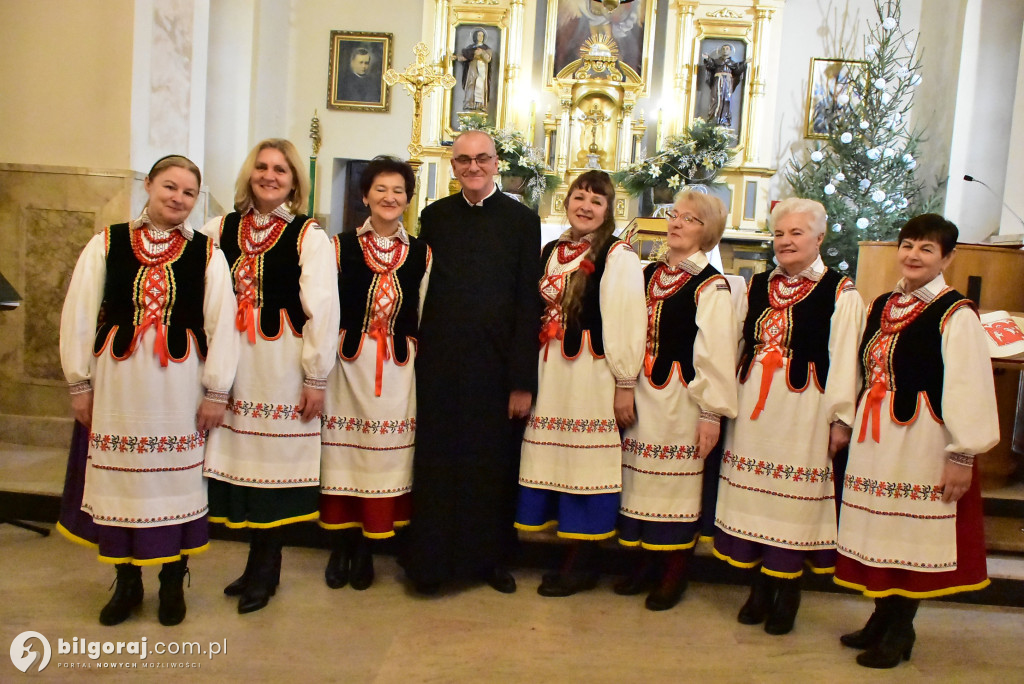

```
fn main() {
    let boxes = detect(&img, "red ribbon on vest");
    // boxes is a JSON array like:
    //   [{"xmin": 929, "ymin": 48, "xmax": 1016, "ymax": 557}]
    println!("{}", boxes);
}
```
[
  {"xmin": 368, "ymin": 324, "xmax": 391, "ymax": 397},
  {"xmin": 750, "ymin": 349, "xmax": 783, "ymax": 420},
  {"xmin": 235, "ymin": 302, "xmax": 256, "ymax": 345},
  {"xmin": 539, "ymin": 319, "xmax": 562, "ymax": 361}
]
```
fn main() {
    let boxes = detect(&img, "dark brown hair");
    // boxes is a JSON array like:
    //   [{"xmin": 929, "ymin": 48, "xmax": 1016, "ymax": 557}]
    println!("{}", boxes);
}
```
[
  {"xmin": 560, "ymin": 170, "xmax": 617, "ymax": 324},
  {"xmin": 898, "ymin": 213, "xmax": 958, "ymax": 256}
]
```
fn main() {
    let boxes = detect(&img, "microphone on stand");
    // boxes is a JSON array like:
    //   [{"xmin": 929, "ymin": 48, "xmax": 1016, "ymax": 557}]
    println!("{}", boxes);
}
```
[{"xmin": 963, "ymin": 174, "xmax": 1024, "ymax": 230}]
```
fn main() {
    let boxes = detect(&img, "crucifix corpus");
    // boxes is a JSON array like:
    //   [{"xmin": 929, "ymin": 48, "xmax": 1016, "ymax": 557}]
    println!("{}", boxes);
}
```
[{"xmin": 384, "ymin": 42, "xmax": 457, "ymax": 164}]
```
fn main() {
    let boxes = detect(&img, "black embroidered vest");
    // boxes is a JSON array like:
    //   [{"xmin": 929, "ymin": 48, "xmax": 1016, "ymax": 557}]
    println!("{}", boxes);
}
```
[
  {"xmin": 335, "ymin": 231, "xmax": 429, "ymax": 364},
  {"xmin": 94, "ymin": 223, "xmax": 209, "ymax": 360},
  {"xmin": 645, "ymin": 262, "xmax": 724, "ymax": 386},
  {"xmin": 541, "ymin": 238, "xmax": 624, "ymax": 357},
  {"xmin": 220, "ymin": 212, "xmax": 311, "ymax": 338},
  {"xmin": 739, "ymin": 268, "xmax": 847, "ymax": 391},
  {"xmin": 859, "ymin": 289, "xmax": 972, "ymax": 423}
]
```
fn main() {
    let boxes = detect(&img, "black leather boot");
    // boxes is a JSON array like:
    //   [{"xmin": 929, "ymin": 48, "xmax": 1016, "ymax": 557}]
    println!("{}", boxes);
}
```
[
  {"xmin": 737, "ymin": 570, "xmax": 774, "ymax": 625},
  {"xmin": 764, "ymin": 577, "xmax": 801, "ymax": 635},
  {"xmin": 99, "ymin": 563, "xmax": 143, "ymax": 626},
  {"xmin": 324, "ymin": 530, "xmax": 353, "ymax": 589},
  {"xmin": 613, "ymin": 551, "xmax": 658, "ymax": 596},
  {"xmin": 537, "ymin": 542, "xmax": 600, "ymax": 597},
  {"xmin": 645, "ymin": 550, "xmax": 690, "ymax": 611},
  {"xmin": 224, "ymin": 541, "xmax": 256, "ymax": 596},
  {"xmin": 349, "ymin": 534, "xmax": 375, "ymax": 591},
  {"xmin": 238, "ymin": 529, "xmax": 283, "ymax": 614},
  {"xmin": 857, "ymin": 597, "xmax": 918, "ymax": 668},
  {"xmin": 841, "ymin": 597, "xmax": 895, "ymax": 649},
  {"xmin": 157, "ymin": 557, "xmax": 189, "ymax": 626}
]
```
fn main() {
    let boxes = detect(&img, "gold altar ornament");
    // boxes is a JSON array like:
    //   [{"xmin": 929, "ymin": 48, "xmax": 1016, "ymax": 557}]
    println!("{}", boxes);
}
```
[{"xmin": 384, "ymin": 42, "xmax": 457, "ymax": 163}]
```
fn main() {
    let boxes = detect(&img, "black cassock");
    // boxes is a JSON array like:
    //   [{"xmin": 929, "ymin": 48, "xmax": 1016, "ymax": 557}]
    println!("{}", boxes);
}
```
[{"xmin": 405, "ymin": 190, "xmax": 542, "ymax": 584}]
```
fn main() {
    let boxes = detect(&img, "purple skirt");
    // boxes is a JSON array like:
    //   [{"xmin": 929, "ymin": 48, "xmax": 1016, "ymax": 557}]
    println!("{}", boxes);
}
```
[
  {"xmin": 713, "ymin": 530, "xmax": 836, "ymax": 578},
  {"xmin": 57, "ymin": 421, "xmax": 209, "ymax": 565}
]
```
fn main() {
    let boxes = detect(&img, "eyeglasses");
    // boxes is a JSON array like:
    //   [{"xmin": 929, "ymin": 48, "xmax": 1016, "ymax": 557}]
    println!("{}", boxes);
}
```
[
  {"xmin": 665, "ymin": 210, "xmax": 704, "ymax": 225},
  {"xmin": 452, "ymin": 154, "xmax": 496, "ymax": 167}
]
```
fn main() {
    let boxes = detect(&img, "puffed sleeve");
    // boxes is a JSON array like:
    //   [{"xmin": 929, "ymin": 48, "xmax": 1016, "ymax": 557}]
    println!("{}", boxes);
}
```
[
  {"xmin": 599, "ymin": 243, "xmax": 647, "ymax": 387},
  {"xmin": 418, "ymin": 245, "xmax": 433, "ymax": 327},
  {"xmin": 940, "ymin": 306, "xmax": 1000, "ymax": 455},
  {"xmin": 198, "ymin": 216, "xmax": 225, "ymax": 246},
  {"xmin": 689, "ymin": 277, "xmax": 740, "ymax": 419},
  {"xmin": 59, "ymin": 232, "xmax": 107, "ymax": 392},
  {"xmin": 297, "ymin": 223, "xmax": 342, "ymax": 387},
  {"xmin": 822, "ymin": 282, "xmax": 867, "ymax": 426},
  {"xmin": 200, "ymin": 246, "xmax": 239, "ymax": 401}
]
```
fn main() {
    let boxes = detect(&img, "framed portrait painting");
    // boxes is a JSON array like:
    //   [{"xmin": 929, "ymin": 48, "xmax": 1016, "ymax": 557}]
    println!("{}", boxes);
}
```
[
  {"xmin": 327, "ymin": 31, "xmax": 393, "ymax": 112},
  {"xmin": 805, "ymin": 58, "xmax": 862, "ymax": 139}
]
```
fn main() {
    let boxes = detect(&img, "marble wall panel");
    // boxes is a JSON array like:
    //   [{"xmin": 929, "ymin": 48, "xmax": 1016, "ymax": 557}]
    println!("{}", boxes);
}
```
[
  {"xmin": 150, "ymin": 0, "xmax": 193, "ymax": 151},
  {"xmin": 23, "ymin": 208, "xmax": 96, "ymax": 381}
]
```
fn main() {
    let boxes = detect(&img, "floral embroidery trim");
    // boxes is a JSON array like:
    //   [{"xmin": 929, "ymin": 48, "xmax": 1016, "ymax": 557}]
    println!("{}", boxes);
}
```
[
  {"xmin": 622, "ymin": 438, "xmax": 699, "ymax": 460},
  {"xmin": 321, "ymin": 441, "xmax": 414, "ymax": 451},
  {"xmin": 523, "ymin": 439, "xmax": 621, "ymax": 450},
  {"xmin": 304, "ymin": 376, "xmax": 328, "ymax": 391},
  {"xmin": 947, "ymin": 452, "xmax": 975, "ymax": 467},
  {"xmin": 89, "ymin": 459, "xmax": 203, "ymax": 473},
  {"xmin": 622, "ymin": 463, "xmax": 703, "ymax": 477},
  {"xmin": 89, "ymin": 432, "xmax": 205, "ymax": 453},
  {"xmin": 837, "ymin": 544, "xmax": 955, "ymax": 569},
  {"xmin": 320, "ymin": 484, "xmax": 411, "ymax": 495},
  {"xmin": 698, "ymin": 409, "xmax": 721, "ymax": 424},
  {"xmin": 518, "ymin": 478, "xmax": 620, "ymax": 492},
  {"xmin": 229, "ymin": 400, "xmax": 302, "ymax": 420},
  {"xmin": 221, "ymin": 426, "xmax": 320, "ymax": 438},
  {"xmin": 842, "ymin": 473, "xmax": 945, "ymax": 502},
  {"xmin": 321, "ymin": 416, "xmax": 415, "ymax": 434},
  {"xmin": 722, "ymin": 451, "xmax": 833, "ymax": 483},
  {"xmin": 82, "ymin": 505, "xmax": 208, "ymax": 525},
  {"xmin": 840, "ymin": 499, "xmax": 955, "ymax": 521},
  {"xmin": 527, "ymin": 416, "xmax": 618, "ymax": 433},
  {"xmin": 204, "ymin": 389, "xmax": 229, "ymax": 404},
  {"xmin": 715, "ymin": 519, "xmax": 836, "ymax": 548},
  {"xmin": 619, "ymin": 506, "xmax": 699, "ymax": 521},
  {"xmin": 203, "ymin": 468, "xmax": 319, "ymax": 485},
  {"xmin": 69, "ymin": 380, "xmax": 93, "ymax": 395}
]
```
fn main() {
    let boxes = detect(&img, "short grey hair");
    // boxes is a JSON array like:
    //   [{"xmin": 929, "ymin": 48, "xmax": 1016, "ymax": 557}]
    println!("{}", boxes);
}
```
[{"xmin": 770, "ymin": 198, "xmax": 827, "ymax": 236}]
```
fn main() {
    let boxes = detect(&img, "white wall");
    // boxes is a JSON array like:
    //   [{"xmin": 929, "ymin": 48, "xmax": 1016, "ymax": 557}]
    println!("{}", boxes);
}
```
[{"xmin": 1002, "ymin": 20, "xmax": 1024, "ymax": 234}]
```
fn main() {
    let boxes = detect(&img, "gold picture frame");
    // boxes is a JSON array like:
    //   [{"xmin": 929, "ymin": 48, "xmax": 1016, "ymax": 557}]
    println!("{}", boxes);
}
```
[
  {"xmin": 327, "ymin": 30, "xmax": 393, "ymax": 112},
  {"xmin": 805, "ymin": 58, "xmax": 862, "ymax": 139},
  {"xmin": 541, "ymin": 0, "xmax": 657, "ymax": 95}
]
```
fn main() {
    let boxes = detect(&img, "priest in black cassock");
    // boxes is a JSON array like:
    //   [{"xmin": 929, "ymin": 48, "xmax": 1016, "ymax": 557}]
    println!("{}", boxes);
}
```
[{"xmin": 405, "ymin": 130, "xmax": 542, "ymax": 594}]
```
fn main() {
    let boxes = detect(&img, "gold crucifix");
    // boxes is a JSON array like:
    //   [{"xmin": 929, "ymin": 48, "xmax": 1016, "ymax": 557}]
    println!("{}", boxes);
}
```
[{"xmin": 384, "ymin": 42, "xmax": 456, "ymax": 164}]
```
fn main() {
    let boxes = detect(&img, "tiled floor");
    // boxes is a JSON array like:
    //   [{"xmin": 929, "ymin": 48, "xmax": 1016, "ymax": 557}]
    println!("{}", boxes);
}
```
[{"xmin": 2, "ymin": 527, "xmax": 1023, "ymax": 683}]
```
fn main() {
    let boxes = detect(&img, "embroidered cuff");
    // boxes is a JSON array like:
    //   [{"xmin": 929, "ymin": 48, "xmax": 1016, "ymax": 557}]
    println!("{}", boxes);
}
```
[
  {"xmin": 615, "ymin": 376, "xmax": 637, "ymax": 389},
  {"xmin": 304, "ymin": 376, "xmax": 328, "ymax": 391},
  {"xmin": 947, "ymin": 452, "xmax": 975, "ymax": 467},
  {"xmin": 204, "ymin": 389, "xmax": 230, "ymax": 404},
  {"xmin": 68, "ymin": 380, "xmax": 92, "ymax": 396},
  {"xmin": 698, "ymin": 409, "xmax": 722, "ymax": 425},
  {"xmin": 831, "ymin": 418, "xmax": 852, "ymax": 429}
]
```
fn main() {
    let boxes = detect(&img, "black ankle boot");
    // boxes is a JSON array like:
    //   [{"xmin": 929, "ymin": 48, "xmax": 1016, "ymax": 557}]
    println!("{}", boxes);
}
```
[
  {"xmin": 238, "ymin": 530, "xmax": 283, "ymax": 614},
  {"xmin": 645, "ymin": 551, "xmax": 690, "ymax": 611},
  {"xmin": 99, "ymin": 563, "xmax": 143, "ymax": 626},
  {"xmin": 324, "ymin": 530, "xmax": 353, "ymax": 589},
  {"xmin": 224, "ymin": 541, "xmax": 257, "ymax": 596},
  {"xmin": 157, "ymin": 557, "xmax": 189, "ymax": 626},
  {"xmin": 841, "ymin": 597, "xmax": 895, "ymax": 649},
  {"xmin": 349, "ymin": 536, "xmax": 374, "ymax": 591},
  {"xmin": 613, "ymin": 551, "xmax": 657, "ymax": 596},
  {"xmin": 737, "ymin": 571, "xmax": 774, "ymax": 625},
  {"xmin": 538, "ymin": 542, "xmax": 600, "ymax": 597},
  {"xmin": 857, "ymin": 597, "xmax": 918, "ymax": 668},
  {"xmin": 764, "ymin": 577, "xmax": 801, "ymax": 635}
]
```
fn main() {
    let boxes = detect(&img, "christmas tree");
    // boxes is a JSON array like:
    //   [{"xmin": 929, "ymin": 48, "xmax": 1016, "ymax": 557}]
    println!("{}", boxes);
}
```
[{"xmin": 785, "ymin": 0, "xmax": 935, "ymax": 275}]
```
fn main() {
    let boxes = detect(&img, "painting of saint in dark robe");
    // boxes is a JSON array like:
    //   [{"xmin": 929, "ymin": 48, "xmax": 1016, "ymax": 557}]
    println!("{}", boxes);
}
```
[{"xmin": 450, "ymin": 24, "xmax": 501, "ymax": 130}]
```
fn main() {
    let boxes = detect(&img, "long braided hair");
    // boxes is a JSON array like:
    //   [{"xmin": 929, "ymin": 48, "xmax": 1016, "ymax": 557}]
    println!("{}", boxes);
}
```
[{"xmin": 559, "ymin": 170, "xmax": 617, "ymax": 325}]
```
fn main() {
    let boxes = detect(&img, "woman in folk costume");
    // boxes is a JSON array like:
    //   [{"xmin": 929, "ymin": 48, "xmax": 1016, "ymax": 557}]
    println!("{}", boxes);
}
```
[
  {"xmin": 713, "ymin": 198, "xmax": 865, "ymax": 634},
  {"xmin": 319, "ymin": 157, "xmax": 431, "ymax": 590},
  {"xmin": 835, "ymin": 215, "xmax": 998, "ymax": 669},
  {"xmin": 515, "ymin": 170, "xmax": 647, "ymax": 596},
  {"xmin": 201, "ymin": 139, "xmax": 340, "ymax": 614},
  {"xmin": 59, "ymin": 155, "xmax": 238, "ymax": 626},
  {"xmin": 616, "ymin": 191, "xmax": 738, "ymax": 611}
]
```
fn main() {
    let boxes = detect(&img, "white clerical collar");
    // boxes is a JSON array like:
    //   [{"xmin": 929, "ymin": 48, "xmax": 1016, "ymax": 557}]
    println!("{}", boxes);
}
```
[
  {"xmin": 356, "ymin": 217, "xmax": 410, "ymax": 245},
  {"xmin": 895, "ymin": 273, "xmax": 947, "ymax": 304},
  {"xmin": 660, "ymin": 249, "xmax": 708, "ymax": 276},
  {"xmin": 129, "ymin": 208, "xmax": 193, "ymax": 240},
  {"xmin": 770, "ymin": 254, "xmax": 826, "ymax": 282},
  {"xmin": 462, "ymin": 183, "xmax": 498, "ymax": 207}
]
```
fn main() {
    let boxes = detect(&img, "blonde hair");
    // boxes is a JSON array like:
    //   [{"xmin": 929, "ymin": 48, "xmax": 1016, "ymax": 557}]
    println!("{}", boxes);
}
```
[
  {"xmin": 233, "ymin": 138, "xmax": 310, "ymax": 214},
  {"xmin": 770, "ymin": 198, "xmax": 827, "ymax": 236},
  {"xmin": 674, "ymin": 190, "xmax": 728, "ymax": 251}
]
